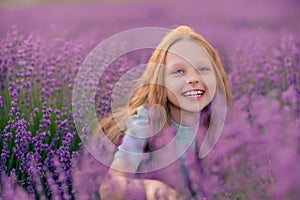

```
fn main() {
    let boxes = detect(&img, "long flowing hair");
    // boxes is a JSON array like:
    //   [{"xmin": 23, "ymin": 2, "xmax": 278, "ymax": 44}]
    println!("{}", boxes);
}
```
[{"xmin": 100, "ymin": 25, "xmax": 233, "ymax": 145}]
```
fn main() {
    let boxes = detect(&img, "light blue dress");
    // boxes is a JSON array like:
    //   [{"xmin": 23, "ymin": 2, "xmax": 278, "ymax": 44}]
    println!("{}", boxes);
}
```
[{"xmin": 114, "ymin": 106, "xmax": 197, "ymax": 169}]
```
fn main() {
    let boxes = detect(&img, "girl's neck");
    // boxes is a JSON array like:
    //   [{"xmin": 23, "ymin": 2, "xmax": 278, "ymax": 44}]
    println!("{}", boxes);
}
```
[{"xmin": 170, "ymin": 110, "xmax": 200, "ymax": 128}]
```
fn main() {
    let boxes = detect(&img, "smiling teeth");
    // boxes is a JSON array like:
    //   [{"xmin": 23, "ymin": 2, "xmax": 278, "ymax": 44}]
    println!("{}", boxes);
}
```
[{"xmin": 183, "ymin": 90, "xmax": 204, "ymax": 97}]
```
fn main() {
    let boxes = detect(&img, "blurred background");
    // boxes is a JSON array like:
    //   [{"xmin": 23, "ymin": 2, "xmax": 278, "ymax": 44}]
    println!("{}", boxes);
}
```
[{"xmin": 1, "ymin": 0, "xmax": 299, "ymax": 46}]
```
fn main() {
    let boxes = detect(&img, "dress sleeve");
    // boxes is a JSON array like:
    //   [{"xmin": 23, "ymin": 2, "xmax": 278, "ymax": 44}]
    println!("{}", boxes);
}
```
[{"xmin": 114, "ymin": 106, "xmax": 148, "ymax": 169}]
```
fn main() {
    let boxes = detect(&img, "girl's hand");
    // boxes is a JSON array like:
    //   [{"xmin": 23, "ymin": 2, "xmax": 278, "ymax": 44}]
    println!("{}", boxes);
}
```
[{"xmin": 144, "ymin": 179, "xmax": 183, "ymax": 200}]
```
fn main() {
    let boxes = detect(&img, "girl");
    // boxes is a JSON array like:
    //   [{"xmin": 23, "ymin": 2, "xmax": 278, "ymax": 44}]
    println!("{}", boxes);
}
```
[{"xmin": 99, "ymin": 25, "xmax": 233, "ymax": 200}]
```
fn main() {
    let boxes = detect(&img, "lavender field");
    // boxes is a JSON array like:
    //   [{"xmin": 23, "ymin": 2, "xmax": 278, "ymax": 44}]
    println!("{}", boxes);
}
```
[{"xmin": 0, "ymin": 0, "xmax": 300, "ymax": 199}]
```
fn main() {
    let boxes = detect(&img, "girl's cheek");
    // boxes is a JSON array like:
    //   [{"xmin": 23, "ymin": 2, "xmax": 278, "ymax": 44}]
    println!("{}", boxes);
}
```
[{"xmin": 202, "ymin": 75, "xmax": 217, "ymax": 97}]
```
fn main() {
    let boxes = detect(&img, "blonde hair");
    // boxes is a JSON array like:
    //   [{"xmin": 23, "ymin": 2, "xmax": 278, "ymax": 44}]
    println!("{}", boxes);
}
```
[{"xmin": 100, "ymin": 25, "xmax": 233, "ymax": 145}]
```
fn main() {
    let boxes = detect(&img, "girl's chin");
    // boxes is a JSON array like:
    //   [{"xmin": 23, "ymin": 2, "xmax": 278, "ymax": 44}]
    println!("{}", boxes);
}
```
[
  {"xmin": 167, "ymin": 98, "xmax": 210, "ymax": 115},
  {"xmin": 177, "ymin": 105, "xmax": 205, "ymax": 114}
]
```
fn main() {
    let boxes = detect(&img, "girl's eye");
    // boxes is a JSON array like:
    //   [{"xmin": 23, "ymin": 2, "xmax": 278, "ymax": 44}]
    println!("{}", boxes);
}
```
[
  {"xmin": 172, "ymin": 69, "xmax": 184, "ymax": 74},
  {"xmin": 198, "ymin": 67, "xmax": 209, "ymax": 72}
]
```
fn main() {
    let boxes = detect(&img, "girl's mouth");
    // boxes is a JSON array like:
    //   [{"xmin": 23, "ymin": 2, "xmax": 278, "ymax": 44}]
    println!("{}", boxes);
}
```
[{"xmin": 181, "ymin": 89, "xmax": 205, "ymax": 97}]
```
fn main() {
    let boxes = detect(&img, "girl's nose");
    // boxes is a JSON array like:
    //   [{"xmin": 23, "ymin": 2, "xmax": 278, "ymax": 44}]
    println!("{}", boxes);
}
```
[
  {"xmin": 186, "ymin": 71, "xmax": 201, "ymax": 85},
  {"xmin": 187, "ymin": 79, "xmax": 199, "ymax": 84}
]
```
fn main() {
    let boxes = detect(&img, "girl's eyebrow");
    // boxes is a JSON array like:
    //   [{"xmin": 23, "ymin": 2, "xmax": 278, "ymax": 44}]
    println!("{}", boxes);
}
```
[
  {"xmin": 168, "ymin": 61, "xmax": 212, "ymax": 68},
  {"xmin": 168, "ymin": 63, "xmax": 185, "ymax": 67}
]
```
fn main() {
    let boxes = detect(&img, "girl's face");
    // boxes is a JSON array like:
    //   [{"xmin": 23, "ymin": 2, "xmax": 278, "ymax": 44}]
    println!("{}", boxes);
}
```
[{"xmin": 164, "ymin": 39, "xmax": 217, "ymax": 120}]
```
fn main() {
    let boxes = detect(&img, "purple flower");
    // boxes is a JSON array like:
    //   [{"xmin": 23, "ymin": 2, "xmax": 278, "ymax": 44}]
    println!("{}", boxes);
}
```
[
  {"xmin": 1, "ymin": 172, "xmax": 33, "ymax": 200},
  {"xmin": 0, "ymin": 95, "xmax": 3, "ymax": 108}
]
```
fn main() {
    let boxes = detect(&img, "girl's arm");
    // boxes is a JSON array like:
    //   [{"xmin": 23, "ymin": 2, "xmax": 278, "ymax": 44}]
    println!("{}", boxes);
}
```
[
  {"xmin": 99, "ymin": 106, "xmax": 182, "ymax": 199},
  {"xmin": 99, "ymin": 158, "xmax": 181, "ymax": 200}
]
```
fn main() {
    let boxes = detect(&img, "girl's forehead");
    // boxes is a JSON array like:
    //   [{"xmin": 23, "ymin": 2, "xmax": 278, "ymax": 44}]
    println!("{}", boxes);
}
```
[{"xmin": 166, "ymin": 39, "xmax": 212, "ymax": 67}]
